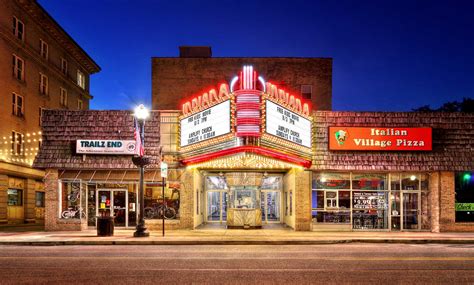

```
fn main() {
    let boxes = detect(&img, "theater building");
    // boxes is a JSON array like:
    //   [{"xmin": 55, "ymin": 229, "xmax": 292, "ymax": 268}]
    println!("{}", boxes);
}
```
[{"xmin": 34, "ymin": 53, "xmax": 473, "ymax": 232}]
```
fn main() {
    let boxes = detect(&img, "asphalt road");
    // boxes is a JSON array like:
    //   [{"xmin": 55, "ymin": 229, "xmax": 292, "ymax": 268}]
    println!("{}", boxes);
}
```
[{"xmin": 1, "ymin": 244, "xmax": 474, "ymax": 284}]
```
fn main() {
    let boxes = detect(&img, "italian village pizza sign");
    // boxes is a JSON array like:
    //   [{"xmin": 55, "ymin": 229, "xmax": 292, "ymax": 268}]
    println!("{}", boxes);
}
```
[{"xmin": 329, "ymin": 127, "xmax": 432, "ymax": 151}]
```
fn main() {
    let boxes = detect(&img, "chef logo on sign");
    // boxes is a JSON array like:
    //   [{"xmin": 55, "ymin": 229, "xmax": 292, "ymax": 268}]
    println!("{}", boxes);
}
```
[{"xmin": 335, "ymin": 130, "xmax": 347, "ymax": 145}]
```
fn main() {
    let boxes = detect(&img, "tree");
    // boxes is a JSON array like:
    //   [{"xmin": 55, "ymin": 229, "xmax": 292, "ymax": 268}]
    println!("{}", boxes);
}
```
[{"xmin": 412, "ymin": 97, "xmax": 473, "ymax": 113}]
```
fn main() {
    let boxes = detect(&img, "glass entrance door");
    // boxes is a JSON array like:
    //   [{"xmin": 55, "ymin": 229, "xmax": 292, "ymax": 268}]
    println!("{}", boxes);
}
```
[
  {"xmin": 206, "ymin": 191, "xmax": 227, "ymax": 223},
  {"xmin": 96, "ymin": 189, "xmax": 128, "ymax": 227},
  {"xmin": 113, "ymin": 191, "xmax": 127, "ymax": 227},
  {"xmin": 261, "ymin": 191, "xmax": 281, "ymax": 223},
  {"xmin": 402, "ymin": 192, "xmax": 420, "ymax": 230}
]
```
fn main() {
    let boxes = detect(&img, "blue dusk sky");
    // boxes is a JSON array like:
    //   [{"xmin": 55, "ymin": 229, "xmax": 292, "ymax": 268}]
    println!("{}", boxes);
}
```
[{"xmin": 39, "ymin": 0, "xmax": 473, "ymax": 111}]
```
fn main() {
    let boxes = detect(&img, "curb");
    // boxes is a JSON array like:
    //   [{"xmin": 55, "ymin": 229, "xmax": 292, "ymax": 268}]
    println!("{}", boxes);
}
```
[{"xmin": 1, "ymin": 239, "xmax": 474, "ymax": 246}]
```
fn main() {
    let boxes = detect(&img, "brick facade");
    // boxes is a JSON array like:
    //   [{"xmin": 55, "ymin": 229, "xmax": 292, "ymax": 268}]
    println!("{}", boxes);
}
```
[
  {"xmin": 152, "ymin": 57, "xmax": 332, "ymax": 111},
  {"xmin": 0, "ymin": 0, "xmax": 99, "ymax": 224}
]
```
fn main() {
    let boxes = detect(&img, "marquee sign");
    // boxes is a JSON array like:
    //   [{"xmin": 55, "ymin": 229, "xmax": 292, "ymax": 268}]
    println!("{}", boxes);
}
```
[
  {"xmin": 180, "ymin": 100, "xmax": 231, "ymax": 147},
  {"xmin": 179, "ymin": 65, "xmax": 313, "ymax": 167},
  {"xmin": 76, "ymin": 140, "xmax": 136, "ymax": 155},
  {"xmin": 265, "ymin": 100, "xmax": 312, "ymax": 148},
  {"xmin": 329, "ymin": 127, "xmax": 432, "ymax": 151}
]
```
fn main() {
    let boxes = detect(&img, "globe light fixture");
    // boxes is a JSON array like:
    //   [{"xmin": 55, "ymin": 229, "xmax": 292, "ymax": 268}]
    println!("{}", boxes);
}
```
[
  {"xmin": 410, "ymin": 175, "xmax": 417, "ymax": 181},
  {"xmin": 134, "ymin": 104, "xmax": 149, "ymax": 121}
]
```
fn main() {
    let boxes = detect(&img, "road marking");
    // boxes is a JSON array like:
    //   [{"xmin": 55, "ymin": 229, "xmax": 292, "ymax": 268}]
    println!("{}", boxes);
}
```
[{"xmin": 1, "ymin": 256, "xmax": 474, "ymax": 261}]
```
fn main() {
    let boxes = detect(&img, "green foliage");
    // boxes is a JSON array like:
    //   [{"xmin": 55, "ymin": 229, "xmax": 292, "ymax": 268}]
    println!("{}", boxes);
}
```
[{"xmin": 412, "ymin": 97, "xmax": 473, "ymax": 113}]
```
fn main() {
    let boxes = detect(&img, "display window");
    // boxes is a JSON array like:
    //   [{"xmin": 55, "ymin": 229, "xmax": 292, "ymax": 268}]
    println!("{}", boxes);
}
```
[
  {"xmin": 60, "ymin": 181, "xmax": 86, "ymax": 220},
  {"xmin": 7, "ymin": 189, "xmax": 23, "ymax": 206},
  {"xmin": 455, "ymin": 172, "xmax": 474, "ymax": 222},
  {"xmin": 312, "ymin": 172, "xmax": 428, "ymax": 231},
  {"xmin": 144, "ymin": 184, "xmax": 180, "ymax": 220}
]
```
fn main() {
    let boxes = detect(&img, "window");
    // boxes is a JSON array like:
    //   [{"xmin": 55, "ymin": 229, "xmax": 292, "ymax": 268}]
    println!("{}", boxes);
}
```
[
  {"xmin": 8, "ymin": 189, "xmax": 23, "ymax": 206},
  {"xmin": 12, "ymin": 54, "xmax": 24, "ymax": 81},
  {"xmin": 39, "ymin": 73, "xmax": 48, "ymax": 95},
  {"xmin": 60, "ymin": 181, "xmax": 85, "ymax": 220},
  {"xmin": 77, "ymin": 70, "xmax": 85, "ymax": 89},
  {"xmin": 301, "ymin": 85, "xmax": 312, "ymax": 100},
  {"xmin": 11, "ymin": 131, "xmax": 24, "ymax": 155},
  {"xmin": 39, "ymin": 107, "xmax": 45, "ymax": 126},
  {"xmin": 60, "ymin": 88, "xmax": 68, "ymax": 107},
  {"xmin": 12, "ymin": 16, "xmax": 24, "ymax": 41},
  {"xmin": 77, "ymin": 99, "xmax": 83, "ymax": 110},
  {"xmin": 144, "ymin": 184, "xmax": 180, "ymax": 220},
  {"xmin": 12, "ymin": 93, "xmax": 24, "ymax": 117},
  {"xmin": 40, "ymin": 39, "xmax": 48, "ymax": 60},
  {"xmin": 35, "ymin": 192, "xmax": 45, "ymax": 207},
  {"xmin": 61, "ymin": 58, "xmax": 68, "ymax": 75},
  {"xmin": 455, "ymin": 172, "xmax": 474, "ymax": 222}
]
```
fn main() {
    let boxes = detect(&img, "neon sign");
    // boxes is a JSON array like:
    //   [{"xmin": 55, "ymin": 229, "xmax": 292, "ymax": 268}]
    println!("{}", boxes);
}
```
[
  {"xmin": 265, "ymin": 82, "xmax": 310, "ymax": 116},
  {"xmin": 182, "ymin": 83, "xmax": 230, "ymax": 116}
]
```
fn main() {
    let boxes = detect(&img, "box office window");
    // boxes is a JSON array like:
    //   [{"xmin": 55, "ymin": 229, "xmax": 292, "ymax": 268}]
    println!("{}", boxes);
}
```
[
  {"xmin": 144, "ymin": 184, "xmax": 180, "ymax": 220},
  {"xmin": 7, "ymin": 189, "xmax": 22, "ymax": 206},
  {"xmin": 455, "ymin": 172, "xmax": 474, "ymax": 222}
]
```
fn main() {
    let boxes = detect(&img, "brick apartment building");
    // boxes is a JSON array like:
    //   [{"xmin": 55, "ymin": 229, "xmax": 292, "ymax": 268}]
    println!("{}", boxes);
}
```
[
  {"xmin": 34, "ymin": 47, "xmax": 473, "ymax": 232},
  {"xmin": 0, "ymin": 0, "xmax": 100, "ymax": 224}
]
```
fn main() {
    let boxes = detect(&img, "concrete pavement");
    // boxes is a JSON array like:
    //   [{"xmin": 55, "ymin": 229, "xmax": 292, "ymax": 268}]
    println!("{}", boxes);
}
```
[
  {"xmin": 1, "ymin": 244, "xmax": 474, "ymax": 283},
  {"xmin": 1, "ymin": 226, "xmax": 474, "ymax": 245}
]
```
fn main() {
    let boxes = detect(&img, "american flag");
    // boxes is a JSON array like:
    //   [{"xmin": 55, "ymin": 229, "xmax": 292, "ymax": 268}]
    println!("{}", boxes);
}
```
[{"xmin": 133, "ymin": 117, "xmax": 144, "ymax": 157}]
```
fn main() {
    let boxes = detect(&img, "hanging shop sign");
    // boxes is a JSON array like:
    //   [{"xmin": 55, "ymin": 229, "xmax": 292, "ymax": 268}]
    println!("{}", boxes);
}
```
[
  {"xmin": 265, "ymin": 100, "xmax": 312, "ymax": 148},
  {"xmin": 180, "ymin": 100, "xmax": 231, "ymax": 147},
  {"xmin": 455, "ymin": 203, "xmax": 474, "ymax": 211},
  {"xmin": 76, "ymin": 140, "xmax": 136, "ymax": 155},
  {"xmin": 329, "ymin": 127, "xmax": 432, "ymax": 151}
]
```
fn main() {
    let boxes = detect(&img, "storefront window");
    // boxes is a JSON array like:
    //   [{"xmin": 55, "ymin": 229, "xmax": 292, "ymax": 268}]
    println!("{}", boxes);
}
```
[
  {"xmin": 401, "ymin": 174, "xmax": 419, "ymax": 190},
  {"xmin": 312, "ymin": 173, "xmax": 350, "ymax": 189},
  {"xmin": 144, "ymin": 183, "xmax": 180, "ymax": 220},
  {"xmin": 352, "ymin": 191, "xmax": 388, "ymax": 229},
  {"xmin": 455, "ymin": 172, "xmax": 474, "ymax": 222},
  {"xmin": 60, "ymin": 181, "xmax": 85, "ymax": 220},
  {"xmin": 390, "ymin": 174, "xmax": 401, "ymax": 190},
  {"xmin": 352, "ymin": 174, "xmax": 387, "ymax": 190},
  {"xmin": 312, "ymin": 172, "xmax": 426, "ymax": 230},
  {"xmin": 7, "ymin": 189, "xmax": 22, "ymax": 206},
  {"xmin": 35, "ymin": 192, "xmax": 45, "ymax": 207}
]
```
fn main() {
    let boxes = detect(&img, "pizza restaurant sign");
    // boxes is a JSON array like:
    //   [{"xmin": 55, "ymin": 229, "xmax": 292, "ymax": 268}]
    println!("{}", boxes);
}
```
[
  {"xmin": 329, "ymin": 127, "xmax": 432, "ymax": 151},
  {"xmin": 76, "ymin": 140, "xmax": 136, "ymax": 155}
]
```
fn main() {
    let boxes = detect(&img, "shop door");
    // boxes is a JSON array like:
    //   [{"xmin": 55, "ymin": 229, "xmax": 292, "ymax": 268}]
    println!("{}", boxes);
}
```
[
  {"xmin": 261, "ymin": 191, "xmax": 281, "ymax": 223},
  {"xmin": 96, "ymin": 190, "xmax": 128, "ymax": 227},
  {"xmin": 206, "ymin": 191, "xmax": 227, "ymax": 223},
  {"xmin": 402, "ymin": 192, "xmax": 420, "ymax": 230}
]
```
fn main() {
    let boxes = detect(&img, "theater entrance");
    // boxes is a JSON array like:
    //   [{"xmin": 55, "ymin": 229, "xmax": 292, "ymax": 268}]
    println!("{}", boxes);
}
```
[{"xmin": 204, "ymin": 172, "xmax": 283, "ymax": 226}]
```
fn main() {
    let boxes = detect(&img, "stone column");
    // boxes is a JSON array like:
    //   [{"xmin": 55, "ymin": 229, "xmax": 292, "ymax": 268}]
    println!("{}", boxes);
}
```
[
  {"xmin": 0, "ymin": 174, "xmax": 7, "ymax": 224},
  {"xmin": 295, "ymin": 170, "xmax": 311, "ymax": 231},
  {"xmin": 24, "ymin": 179, "xmax": 37, "ymax": 223},
  {"xmin": 179, "ymin": 168, "xmax": 194, "ymax": 229},
  {"xmin": 429, "ymin": 172, "xmax": 440, "ymax": 233},
  {"xmin": 439, "ymin": 171, "xmax": 455, "ymax": 232},
  {"xmin": 44, "ymin": 169, "xmax": 59, "ymax": 231}
]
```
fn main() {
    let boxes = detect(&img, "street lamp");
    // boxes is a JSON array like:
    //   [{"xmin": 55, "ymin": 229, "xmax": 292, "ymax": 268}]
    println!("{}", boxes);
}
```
[{"xmin": 132, "ymin": 104, "xmax": 150, "ymax": 237}]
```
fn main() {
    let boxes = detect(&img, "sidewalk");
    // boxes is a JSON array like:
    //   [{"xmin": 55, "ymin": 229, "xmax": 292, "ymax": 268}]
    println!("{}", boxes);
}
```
[{"xmin": 1, "ymin": 227, "xmax": 474, "ymax": 245}]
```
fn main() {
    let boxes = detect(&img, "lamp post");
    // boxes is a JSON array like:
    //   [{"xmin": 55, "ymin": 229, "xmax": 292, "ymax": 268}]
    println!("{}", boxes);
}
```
[{"xmin": 132, "ymin": 104, "xmax": 150, "ymax": 237}]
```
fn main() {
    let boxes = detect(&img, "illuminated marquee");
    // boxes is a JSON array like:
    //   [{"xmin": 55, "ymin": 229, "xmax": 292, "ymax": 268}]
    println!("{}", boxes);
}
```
[
  {"xmin": 265, "ymin": 100, "xmax": 312, "ymax": 148},
  {"xmin": 179, "ymin": 65, "xmax": 313, "ymax": 167},
  {"xmin": 180, "ymin": 100, "xmax": 231, "ymax": 147}
]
